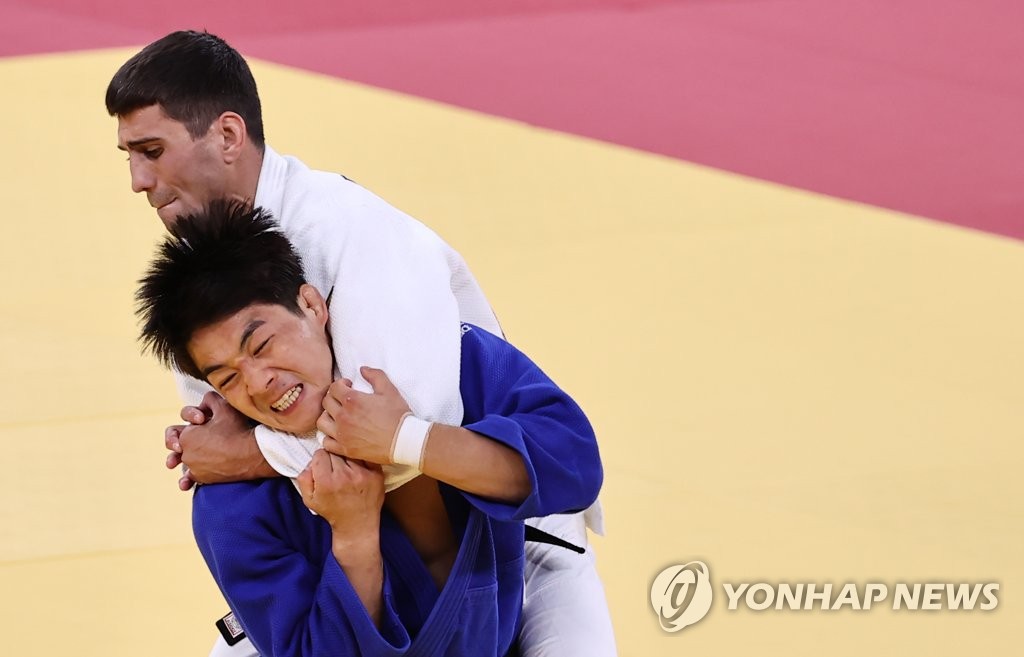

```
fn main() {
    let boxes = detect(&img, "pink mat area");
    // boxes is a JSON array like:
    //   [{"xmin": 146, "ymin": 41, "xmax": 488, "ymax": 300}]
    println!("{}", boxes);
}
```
[{"xmin": 3, "ymin": 0, "xmax": 1022, "ymax": 240}]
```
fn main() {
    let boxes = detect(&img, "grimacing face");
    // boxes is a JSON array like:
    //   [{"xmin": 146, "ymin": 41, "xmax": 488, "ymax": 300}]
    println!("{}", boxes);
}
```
[
  {"xmin": 187, "ymin": 285, "xmax": 334, "ymax": 435},
  {"xmin": 116, "ymin": 104, "xmax": 232, "ymax": 229}
]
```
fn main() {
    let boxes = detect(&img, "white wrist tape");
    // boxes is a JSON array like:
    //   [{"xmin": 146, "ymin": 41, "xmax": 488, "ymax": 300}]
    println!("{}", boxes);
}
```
[{"xmin": 391, "ymin": 413, "xmax": 433, "ymax": 469}]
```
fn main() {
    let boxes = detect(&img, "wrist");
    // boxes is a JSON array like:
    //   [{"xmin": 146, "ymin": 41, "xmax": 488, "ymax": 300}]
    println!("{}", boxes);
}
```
[
  {"xmin": 390, "ymin": 413, "xmax": 433, "ymax": 468},
  {"xmin": 332, "ymin": 532, "xmax": 381, "ymax": 564},
  {"xmin": 244, "ymin": 428, "xmax": 277, "ymax": 478}
]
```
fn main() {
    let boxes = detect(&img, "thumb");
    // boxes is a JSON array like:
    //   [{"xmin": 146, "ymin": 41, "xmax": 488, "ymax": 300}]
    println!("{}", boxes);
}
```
[
  {"xmin": 200, "ymin": 391, "xmax": 226, "ymax": 414},
  {"xmin": 360, "ymin": 366, "xmax": 394, "ymax": 393},
  {"xmin": 297, "ymin": 467, "xmax": 314, "ymax": 501}
]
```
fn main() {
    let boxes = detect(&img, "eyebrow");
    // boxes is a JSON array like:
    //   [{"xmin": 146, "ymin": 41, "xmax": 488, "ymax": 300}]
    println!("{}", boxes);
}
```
[
  {"xmin": 200, "ymin": 320, "xmax": 266, "ymax": 378},
  {"xmin": 117, "ymin": 137, "xmax": 161, "ymax": 152}
]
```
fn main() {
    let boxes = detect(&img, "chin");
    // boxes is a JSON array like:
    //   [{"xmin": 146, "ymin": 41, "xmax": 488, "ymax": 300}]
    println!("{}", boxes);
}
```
[
  {"xmin": 271, "ymin": 415, "xmax": 318, "ymax": 437},
  {"xmin": 157, "ymin": 205, "xmax": 181, "ymax": 228},
  {"xmin": 159, "ymin": 200, "xmax": 202, "ymax": 227}
]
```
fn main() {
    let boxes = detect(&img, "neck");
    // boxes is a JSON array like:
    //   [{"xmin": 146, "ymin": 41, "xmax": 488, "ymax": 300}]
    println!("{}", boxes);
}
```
[{"xmin": 225, "ymin": 144, "xmax": 265, "ymax": 206}]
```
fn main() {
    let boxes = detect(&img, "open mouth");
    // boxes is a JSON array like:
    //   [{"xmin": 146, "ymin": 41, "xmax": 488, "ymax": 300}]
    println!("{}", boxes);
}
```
[{"xmin": 271, "ymin": 384, "xmax": 303, "ymax": 412}]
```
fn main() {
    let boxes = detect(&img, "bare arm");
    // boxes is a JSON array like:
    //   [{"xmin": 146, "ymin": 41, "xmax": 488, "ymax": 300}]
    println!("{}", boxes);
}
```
[
  {"xmin": 317, "ymin": 368, "xmax": 529, "ymax": 504},
  {"xmin": 165, "ymin": 392, "xmax": 277, "ymax": 489},
  {"xmin": 297, "ymin": 450, "xmax": 386, "ymax": 627},
  {"xmin": 419, "ymin": 424, "xmax": 530, "ymax": 503}
]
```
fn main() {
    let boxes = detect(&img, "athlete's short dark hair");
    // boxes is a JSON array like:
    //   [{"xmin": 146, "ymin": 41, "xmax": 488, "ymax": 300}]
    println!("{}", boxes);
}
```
[
  {"xmin": 136, "ymin": 200, "xmax": 305, "ymax": 379},
  {"xmin": 106, "ymin": 30, "xmax": 265, "ymax": 148}
]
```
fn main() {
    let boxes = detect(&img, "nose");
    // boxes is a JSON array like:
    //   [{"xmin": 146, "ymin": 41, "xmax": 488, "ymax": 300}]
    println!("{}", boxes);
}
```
[
  {"xmin": 242, "ymin": 363, "xmax": 276, "ymax": 398},
  {"xmin": 128, "ymin": 155, "xmax": 154, "ymax": 193}
]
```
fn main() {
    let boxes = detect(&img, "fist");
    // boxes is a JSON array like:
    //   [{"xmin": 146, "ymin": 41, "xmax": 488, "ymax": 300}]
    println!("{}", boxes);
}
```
[
  {"xmin": 317, "ymin": 367, "xmax": 410, "ymax": 464},
  {"xmin": 297, "ymin": 449, "xmax": 385, "ymax": 536}
]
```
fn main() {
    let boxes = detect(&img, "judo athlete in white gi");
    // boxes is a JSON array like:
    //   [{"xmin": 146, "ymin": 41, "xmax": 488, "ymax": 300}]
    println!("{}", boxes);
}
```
[
  {"xmin": 108, "ymin": 30, "xmax": 616, "ymax": 656},
  {"xmin": 134, "ymin": 203, "xmax": 604, "ymax": 656}
]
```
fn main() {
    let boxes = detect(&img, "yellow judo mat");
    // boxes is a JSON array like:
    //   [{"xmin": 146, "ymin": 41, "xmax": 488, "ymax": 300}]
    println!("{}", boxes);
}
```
[{"xmin": 1, "ymin": 49, "xmax": 1022, "ymax": 655}]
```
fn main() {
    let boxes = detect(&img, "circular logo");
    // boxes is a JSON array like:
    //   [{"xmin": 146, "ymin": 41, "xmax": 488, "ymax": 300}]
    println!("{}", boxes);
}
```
[{"xmin": 650, "ymin": 561, "xmax": 714, "ymax": 632}]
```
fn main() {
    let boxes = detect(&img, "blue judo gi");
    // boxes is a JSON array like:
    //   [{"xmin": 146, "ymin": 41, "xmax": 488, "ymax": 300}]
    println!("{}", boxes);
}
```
[{"xmin": 193, "ymin": 324, "xmax": 603, "ymax": 656}]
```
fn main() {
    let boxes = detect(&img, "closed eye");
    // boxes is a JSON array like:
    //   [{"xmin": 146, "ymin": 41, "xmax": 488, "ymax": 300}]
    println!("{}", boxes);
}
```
[
  {"xmin": 125, "ymin": 147, "xmax": 163, "ymax": 162},
  {"xmin": 217, "ymin": 373, "xmax": 237, "ymax": 389},
  {"xmin": 254, "ymin": 337, "xmax": 271, "ymax": 356}
]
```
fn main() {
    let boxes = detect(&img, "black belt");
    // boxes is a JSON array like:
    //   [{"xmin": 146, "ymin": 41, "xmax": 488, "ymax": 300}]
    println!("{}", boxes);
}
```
[{"xmin": 524, "ymin": 524, "xmax": 585, "ymax": 554}]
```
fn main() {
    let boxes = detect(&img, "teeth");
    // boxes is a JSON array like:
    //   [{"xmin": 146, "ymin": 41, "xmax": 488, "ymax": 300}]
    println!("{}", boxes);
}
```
[{"xmin": 272, "ymin": 384, "xmax": 302, "ymax": 412}]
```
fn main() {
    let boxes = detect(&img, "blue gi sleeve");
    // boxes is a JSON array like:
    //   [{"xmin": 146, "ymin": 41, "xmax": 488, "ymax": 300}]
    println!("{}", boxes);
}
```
[
  {"xmin": 457, "ymin": 325, "xmax": 604, "ymax": 521},
  {"xmin": 192, "ymin": 479, "xmax": 412, "ymax": 657}
]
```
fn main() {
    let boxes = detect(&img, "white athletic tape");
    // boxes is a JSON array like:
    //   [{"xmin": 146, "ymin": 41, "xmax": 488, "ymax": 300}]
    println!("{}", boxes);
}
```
[{"xmin": 392, "ymin": 413, "xmax": 432, "ymax": 469}]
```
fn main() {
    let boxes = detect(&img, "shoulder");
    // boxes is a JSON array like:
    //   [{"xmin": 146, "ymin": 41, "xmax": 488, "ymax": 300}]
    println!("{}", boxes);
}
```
[
  {"xmin": 261, "ymin": 147, "xmax": 384, "ymax": 217},
  {"xmin": 276, "ymin": 168, "xmax": 441, "ymax": 261},
  {"xmin": 459, "ymin": 323, "xmax": 534, "ymax": 370},
  {"xmin": 274, "ymin": 156, "xmax": 392, "ymax": 222},
  {"xmin": 458, "ymin": 324, "xmax": 543, "ymax": 403},
  {"xmin": 459, "ymin": 323, "xmax": 505, "ymax": 351}
]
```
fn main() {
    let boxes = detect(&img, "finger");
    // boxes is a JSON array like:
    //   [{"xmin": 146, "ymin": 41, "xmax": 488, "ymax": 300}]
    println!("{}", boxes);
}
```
[
  {"xmin": 166, "ymin": 452, "xmax": 183, "ymax": 470},
  {"xmin": 328, "ymin": 452, "xmax": 351, "ymax": 470},
  {"xmin": 297, "ymin": 467, "xmax": 314, "ymax": 499},
  {"xmin": 327, "ymin": 378, "xmax": 355, "ymax": 402},
  {"xmin": 321, "ymin": 435, "xmax": 345, "ymax": 456},
  {"xmin": 321, "ymin": 433, "xmax": 350, "ymax": 454},
  {"xmin": 360, "ymin": 366, "xmax": 394, "ymax": 393},
  {"xmin": 201, "ymin": 391, "xmax": 226, "ymax": 413},
  {"xmin": 344, "ymin": 458, "xmax": 370, "ymax": 471},
  {"xmin": 325, "ymin": 450, "xmax": 344, "ymax": 473},
  {"xmin": 178, "ymin": 475, "xmax": 195, "ymax": 491},
  {"xmin": 310, "ymin": 449, "xmax": 332, "ymax": 475},
  {"xmin": 316, "ymin": 412, "xmax": 336, "ymax": 439},
  {"xmin": 177, "ymin": 424, "xmax": 197, "ymax": 450},
  {"xmin": 165, "ymin": 425, "xmax": 184, "ymax": 451},
  {"xmin": 321, "ymin": 393, "xmax": 342, "ymax": 416},
  {"xmin": 179, "ymin": 406, "xmax": 206, "ymax": 425}
]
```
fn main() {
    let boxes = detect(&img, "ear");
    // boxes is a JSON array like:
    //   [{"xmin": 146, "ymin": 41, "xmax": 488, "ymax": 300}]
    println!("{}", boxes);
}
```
[
  {"xmin": 214, "ymin": 112, "xmax": 248, "ymax": 164},
  {"xmin": 297, "ymin": 284, "xmax": 329, "ymax": 327}
]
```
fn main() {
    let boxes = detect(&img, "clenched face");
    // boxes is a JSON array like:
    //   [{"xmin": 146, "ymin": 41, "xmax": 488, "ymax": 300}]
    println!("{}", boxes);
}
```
[
  {"xmin": 188, "ymin": 285, "xmax": 334, "ymax": 435},
  {"xmin": 117, "ymin": 104, "xmax": 230, "ymax": 229}
]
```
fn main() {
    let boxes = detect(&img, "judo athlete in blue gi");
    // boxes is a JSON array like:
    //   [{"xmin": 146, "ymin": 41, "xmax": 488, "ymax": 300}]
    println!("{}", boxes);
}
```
[{"xmin": 134, "ymin": 201, "xmax": 604, "ymax": 657}]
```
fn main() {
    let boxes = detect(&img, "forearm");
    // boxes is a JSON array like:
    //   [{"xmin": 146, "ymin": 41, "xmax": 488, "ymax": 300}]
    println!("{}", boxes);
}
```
[
  {"xmin": 225, "ymin": 429, "xmax": 277, "ymax": 480},
  {"xmin": 420, "ymin": 424, "xmax": 530, "ymax": 504},
  {"xmin": 332, "ymin": 534, "xmax": 384, "ymax": 628},
  {"xmin": 246, "ymin": 449, "xmax": 279, "ymax": 479},
  {"xmin": 182, "ymin": 426, "xmax": 279, "ymax": 484}
]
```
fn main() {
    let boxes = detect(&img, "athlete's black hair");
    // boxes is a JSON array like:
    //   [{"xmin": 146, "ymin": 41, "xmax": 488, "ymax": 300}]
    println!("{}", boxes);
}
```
[
  {"xmin": 106, "ymin": 30, "xmax": 265, "ymax": 148},
  {"xmin": 136, "ymin": 200, "xmax": 305, "ymax": 379}
]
